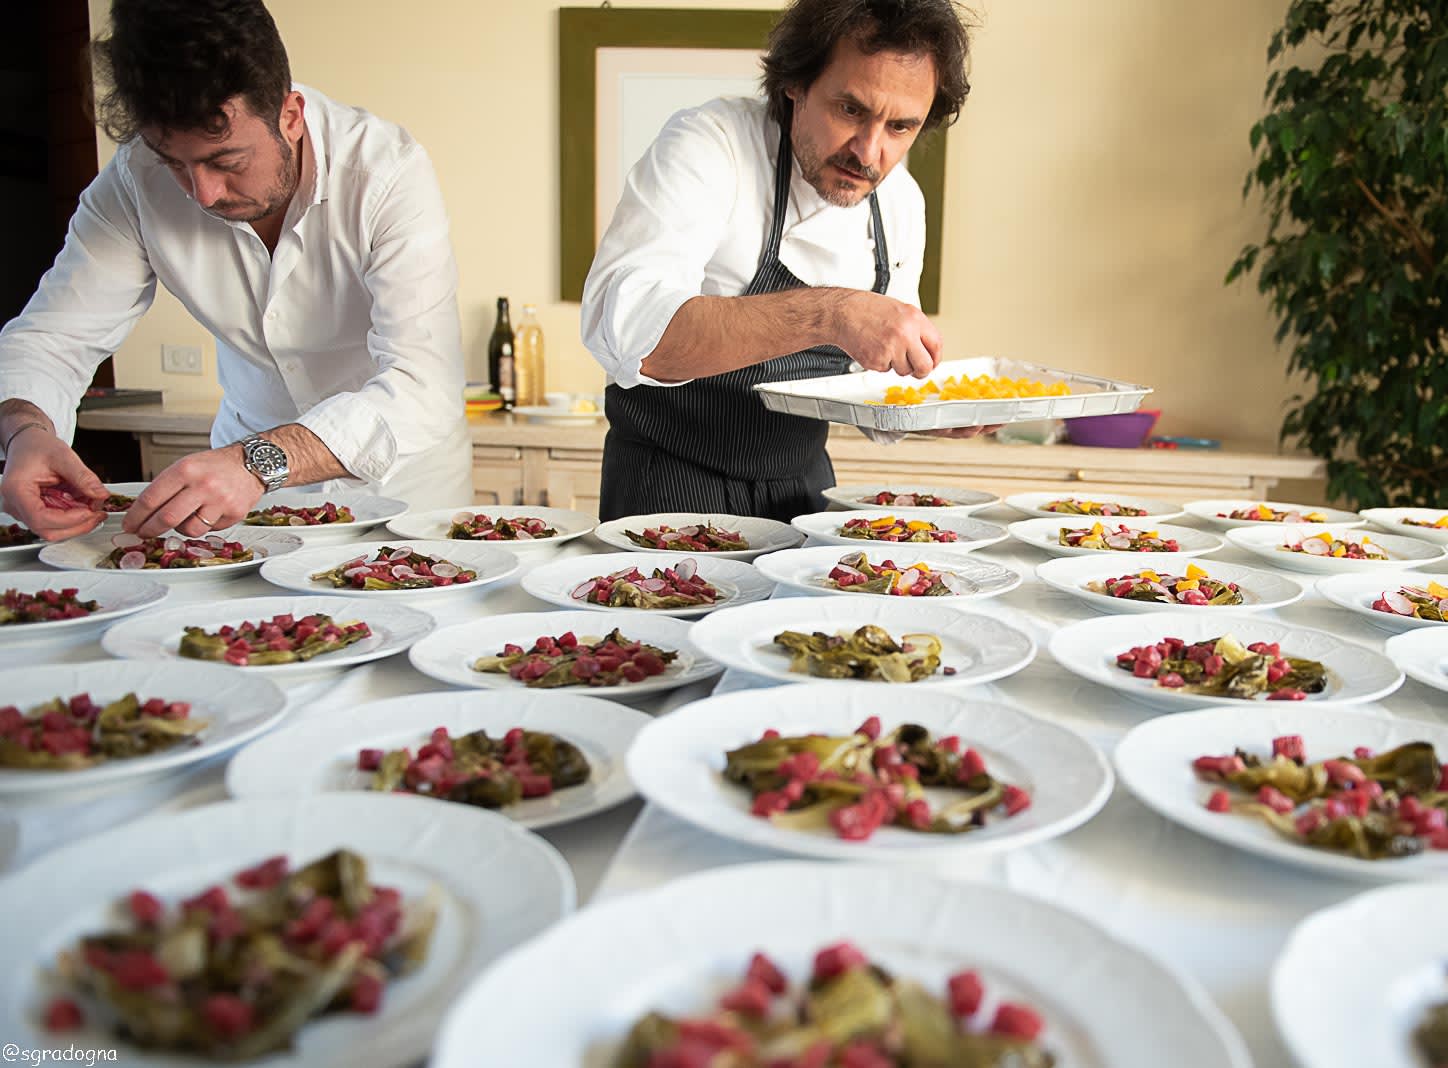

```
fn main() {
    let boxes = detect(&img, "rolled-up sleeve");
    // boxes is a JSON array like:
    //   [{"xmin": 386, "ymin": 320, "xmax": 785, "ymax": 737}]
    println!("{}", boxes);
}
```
[
  {"xmin": 0, "ymin": 156, "xmax": 157, "ymax": 451},
  {"xmin": 580, "ymin": 107, "xmax": 739, "ymax": 389},
  {"xmin": 294, "ymin": 144, "xmax": 463, "ymax": 483}
]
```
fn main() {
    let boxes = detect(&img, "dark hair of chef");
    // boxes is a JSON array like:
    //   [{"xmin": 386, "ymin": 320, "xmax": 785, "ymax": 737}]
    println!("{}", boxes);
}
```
[
  {"xmin": 761, "ymin": 0, "xmax": 972, "ymax": 134},
  {"xmin": 92, "ymin": 0, "xmax": 292, "ymax": 143}
]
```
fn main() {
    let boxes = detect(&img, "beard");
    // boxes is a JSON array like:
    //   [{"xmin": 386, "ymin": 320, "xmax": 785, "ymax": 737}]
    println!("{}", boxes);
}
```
[
  {"xmin": 792, "ymin": 136, "xmax": 882, "ymax": 208},
  {"xmin": 209, "ymin": 131, "xmax": 300, "ymax": 222}
]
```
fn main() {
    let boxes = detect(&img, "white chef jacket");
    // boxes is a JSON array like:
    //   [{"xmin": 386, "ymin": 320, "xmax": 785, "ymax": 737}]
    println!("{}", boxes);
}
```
[
  {"xmin": 0, "ymin": 84, "xmax": 472, "ymax": 509},
  {"xmin": 581, "ymin": 95, "xmax": 927, "ymax": 390}
]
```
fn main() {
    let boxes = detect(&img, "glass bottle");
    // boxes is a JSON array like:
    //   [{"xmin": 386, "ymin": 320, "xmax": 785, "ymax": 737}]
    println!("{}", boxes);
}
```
[
  {"xmin": 487, "ymin": 298, "xmax": 515, "ymax": 410},
  {"xmin": 514, "ymin": 304, "xmax": 545, "ymax": 408}
]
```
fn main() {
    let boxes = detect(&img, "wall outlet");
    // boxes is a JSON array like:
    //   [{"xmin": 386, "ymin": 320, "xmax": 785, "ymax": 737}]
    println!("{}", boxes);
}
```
[{"xmin": 161, "ymin": 344, "xmax": 203, "ymax": 376}]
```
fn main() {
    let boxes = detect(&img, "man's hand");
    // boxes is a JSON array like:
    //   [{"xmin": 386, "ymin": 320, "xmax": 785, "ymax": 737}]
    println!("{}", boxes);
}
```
[
  {"xmin": 124, "ymin": 445, "xmax": 264, "ymax": 538},
  {"xmin": 0, "ymin": 430, "xmax": 108, "ymax": 541},
  {"xmin": 833, "ymin": 291, "xmax": 942, "ymax": 379},
  {"xmin": 920, "ymin": 424, "xmax": 1004, "ymax": 439}
]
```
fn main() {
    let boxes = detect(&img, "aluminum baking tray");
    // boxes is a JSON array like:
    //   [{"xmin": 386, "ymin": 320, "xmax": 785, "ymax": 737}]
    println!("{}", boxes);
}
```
[{"xmin": 753, "ymin": 356, "xmax": 1153, "ymax": 433}]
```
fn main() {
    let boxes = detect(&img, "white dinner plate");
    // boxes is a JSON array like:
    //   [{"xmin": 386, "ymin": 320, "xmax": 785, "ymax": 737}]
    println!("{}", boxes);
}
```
[
  {"xmin": 1007, "ymin": 516, "xmax": 1224, "ymax": 558},
  {"xmin": 0, "ymin": 512, "xmax": 48, "ymax": 567},
  {"xmin": 1116, "ymin": 703, "xmax": 1448, "ymax": 882},
  {"xmin": 39, "ymin": 527, "xmax": 303, "ymax": 582},
  {"xmin": 821, "ymin": 482, "xmax": 1000, "ymax": 514},
  {"xmin": 0, "ymin": 570, "xmax": 169, "ymax": 639},
  {"xmin": 1359, "ymin": 506, "xmax": 1448, "ymax": 546},
  {"xmin": 791, "ymin": 509, "xmax": 1009, "ymax": 551},
  {"xmin": 520, "ymin": 551, "xmax": 774, "ymax": 618},
  {"xmin": 226, "ymin": 690, "xmax": 649, "ymax": 830},
  {"xmin": 385, "ymin": 504, "xmax": 596, "ymax": 548},
  {"xmin": 0, "ymin": 793, "xmax": 573, "ymax": 1068},
  {"xmin": 593, "ymin": 512, "xmax": 803, "ymax": 561},
  {"xmin": 1049, "ymin": 614, "xmax": 1403, "ymax": 709},
  {"xmin": 1316, "ymin": 571, "xmax": 1448, "ymax": 633},
  {"xmin": 1004, "ymin": 490, "xmax": 1184, "ymax": 520},
  {"xmin": 100, "ymin": 595, "xmax": 435, "ymax": 681},
  {"xmin": 1226, "ymin": 523, "xmax": 1447, "ymax": 574},
  {"xmin": 627, "ymin": 687, "xmax": 1112, "ymax": 862},
  {"xmin": 0, "ymin": 659, "xmax": 285, "ymax": 797},
  {"xmin": 1035, "ymin": 555, "xmax": 1305, "ymax": 615},
  {"xmin": 1385, "ymin": 628, "xmax": 1448, "ymax": 695},
  {"xmin": 1273, "ymin": 882, "xmax": 1448, "ymax": 1068},
  {"xmin": 1183, "ymin": 497, "xmax": 1364, "ymax": 530},
  {"xmin": 687, "ymin": 597, "xmax": 1036, "ymax": 688},
  {"xmin": 752, "ymin": 544, "xmax": 1022, "ymax": 601},
  {"xmin": 433, "ymin": 861, "xmax": 1249, "ymax": 1068},
  {"xmin": 239, "ymin": 487, "xmax": 410, "ymax": 542},
  {"xmin": 408, "ymin": 609, "xmax": 722, "ymax": 699},
  {"xmin": 258, "ymin": 539, "xmax": 519, "ymax": 601}
]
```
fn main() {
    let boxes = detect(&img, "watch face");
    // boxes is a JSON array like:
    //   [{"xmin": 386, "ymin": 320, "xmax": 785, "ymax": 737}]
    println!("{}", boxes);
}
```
[{"xmin": 246, "ymin": 440, "xmax": 288, "ymax": 477}]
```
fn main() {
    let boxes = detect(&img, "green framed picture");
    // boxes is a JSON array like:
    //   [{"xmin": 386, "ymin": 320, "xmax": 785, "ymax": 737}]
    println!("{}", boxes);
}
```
[{"xmin": 558, "ymin": 7, "xmax": 948, "ymax": 313}]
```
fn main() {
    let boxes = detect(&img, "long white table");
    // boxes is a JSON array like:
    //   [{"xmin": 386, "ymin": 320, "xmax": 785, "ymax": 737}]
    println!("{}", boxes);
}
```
[{"xmin": 3, "ymin": 506, "xmax": 1444, "ymax": 1067}]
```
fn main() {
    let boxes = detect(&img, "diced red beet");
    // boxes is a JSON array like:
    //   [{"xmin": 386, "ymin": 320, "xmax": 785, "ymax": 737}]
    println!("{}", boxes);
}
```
[
  {"xmin": 1002, "ymin": 785, "xmax": 1032, "ymax": 816},
  {"xmin": 109, "ymin": 949, "xmax": 170, "ymax": 990},
  {"xmin": 358, "ymin": 748, "xmax": 384, "ymax": 771},
  {"xmin": 947, "ymin": 969, "xmax": 984, "ymax": 1017},
  {"xmin": 812, "ymin": 942, "xmax": 868, "ymax": 982},
  {"xmin": 746, "ymin": 952, "xmax": 787, "ymax": 995},
  {"xmin": 718, "ymin": 977, "xmax": 773, "ymax": 1017},
  {"xmin": 44, "ymin": 997, "xmax": 85, "ymax": 1032},
  {"xmin": 128, "ymin": 889, "xmax": 164, "ymax": 926},
  {"xmin": 855, "ymin": 716, "xmax": 882, "ymax": 740},
  {"xmin": 991, "ymin": 1002, "xmax": 1045, "ymax": 1041},
  {"xmin": 1206, "ymin": 790, "xmax": 1232, "ymax": 813},
  {"xmin": 1272, "ymin": 735, "xmax": 1306, "ymax": 762},
  {"xmin": 234, "ymin": 855, "xmax": 289, "ymax": 890}
]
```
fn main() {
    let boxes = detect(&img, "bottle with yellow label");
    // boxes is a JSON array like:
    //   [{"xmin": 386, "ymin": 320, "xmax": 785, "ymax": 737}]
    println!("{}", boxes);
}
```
[{"xmin": 514, "ymin": 305, "xmax": 546, "ymax": 408}]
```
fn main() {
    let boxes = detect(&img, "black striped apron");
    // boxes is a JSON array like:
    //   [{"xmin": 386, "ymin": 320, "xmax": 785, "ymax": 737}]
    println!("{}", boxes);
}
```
[{"xmin": 599, "ymin": 107, "xmax": 892, "ymax": 523}]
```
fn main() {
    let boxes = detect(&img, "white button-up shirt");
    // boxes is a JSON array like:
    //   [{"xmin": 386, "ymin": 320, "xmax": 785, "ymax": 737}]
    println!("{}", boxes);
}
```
[
  {"xmin": 581, "ymin": 96, "xmax": 926, "ymax": 389},
  {"xmin": 0, "ymin": 84, "xmax": 471, "ymax": 508}
]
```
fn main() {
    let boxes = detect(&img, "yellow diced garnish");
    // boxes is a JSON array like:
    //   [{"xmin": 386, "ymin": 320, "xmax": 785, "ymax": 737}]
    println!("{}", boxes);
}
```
[
  {"xmin": 1175, "ymin": 579, "xmax": 1200, "ymax": 591},
  {"xmin": 1138, "ymin": 569, "xmax": 1161, "ymax": 583},
  {"xmin": 1143, "ymin": 530, "xmax": 1158, "ymax": 538},
  {"xmin": 1090, "ymin": 522, "xmax": 1105, "ymax": 536},
  {"xmin": 1305, "ymin": 512, "xmax": 1326, "ymax": 522},
  {"xmin": 1332, "ymin": 546, "xmax": 1346, "ymax": 557},
  {"xmin": 1312, "ymin": 532, "xmax": 1333, "ymax": 543},
  {"xmin": 1434, "ymin": 516, "xmax": 1448, "ymax": 528},
  {"xmin": 1255, "ymin": 504, "xmax": 1272, "ymax": 519},
  {"xmin": 1428, "ymin": 581, "xmax": 1448, "ymax": 598},
  {"xmin": 905, "ymin": 520, "xmax": 931, "ymax": 531},
  {"xmin": 1185, "ymin": 563, "xmax": 1207, "ymax": 580},
  {"xmin": 869, "ymin": 516, "xmax": 896, "ymax": 529}
]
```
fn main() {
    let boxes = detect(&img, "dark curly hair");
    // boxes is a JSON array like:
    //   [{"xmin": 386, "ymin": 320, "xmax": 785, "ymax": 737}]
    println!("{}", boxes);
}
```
[
  {"xmin": 92, "ymin": 0, "xmax": 291, "ymax": 142},
  {"xmin": 761, "ymin": 0, "xmax": 972, "ymax": 133}
]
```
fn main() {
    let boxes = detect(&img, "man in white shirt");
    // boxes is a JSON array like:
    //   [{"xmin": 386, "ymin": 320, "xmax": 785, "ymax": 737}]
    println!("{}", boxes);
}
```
[
  {"xmin": 0, "ymin": 0, "xmax": 470, "ymax": 541},
  {"xmin": 581, "ymin": 0, "xmax": 977, "ymax": 522}
]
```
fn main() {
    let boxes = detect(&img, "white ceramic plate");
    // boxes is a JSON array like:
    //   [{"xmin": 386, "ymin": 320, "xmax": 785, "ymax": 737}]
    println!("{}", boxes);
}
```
[
  {"xmin": 1049, "ymin": 614, "xmax": 1403, "ymax": 709},
  {"xmin": 100, "ymin": 595, "xmax": 435, "ymax": 681},
  {"xmin": 791, "ymin": 509, "xmax": 1009, "ymax": 552},
  {"xmin": 510, "ymin": 405, "xmax": 606, "ymax": 425},
  {"xmin": 520, "ymin": 551, "xmax": 774, "ymax": 618},
  {"xmin": 0, "ymin": 794, "xmax": 573, "ymax": 1068},
  {"xmin": 0, "ymin": 659, "xmax": 286, "ymax": 797},
  {"xmin": 385, "ymin": 505, "xmax": 596, "ymax": 548},
  {"xmin": 1004, "ymin": 490, "xmax": 1184, "ymax": 520},
  {"xmin": 408, "ymin": 609, "xmax": 722, "ymax": 699},
  {"xmin": 1007, "ymin": 516, "xmax": 1223, "ymax": 558},
  {"xmin": 39, "ymin": 527, "xmax": 303, "ymax": 583},
  {"xmin": 1316, "ymin": 571, "xmax": 1448, "ymax": 633},
  {"xmin": 1273, "ymin": 882, "xmax": 1448, "ymax": 1068},
  {"xmin": 1359, "ymin": 506, "xmax": 1448, "ymax": 546},
  {"xmin": 433, "ymin": 860, "xmax": 1248, "ymax": 1068},
  {"xmin": 1226, "ymin": 523, "xmax": 1447, "ymax": 574},
  {"xmin": 687, "ymin": 597, "xmax": 1036, "ymax": 688},
  {"xmin": 226, "ymin": 690, "xmax": 649, "ymax": 830},
  {"xmin": 821, "ymin": 482, "xmax": 999, "ymax": 514},
  {"xmin": 752, "ymin": 544, "xmax": 1022, "ymax": 601},
  {"xmin": 0, "ymin": 570, "xmax": 169, "ymax": 639},
  {"xmin": 258, "ymin": 539, "xmax": 519, "ymax": 601},
  {"xmin": 0, "ymin": 512, "xmax": 48, "ymax": 567},
  {"xmin": 627, "ymin": 687, "xmax": 1113, "ymax": 862},
  {"xmin": 1035, "ymin": 555, "xmax": 1305, "ymax": 615},
  {"xmin": 1116, "ymin": 704, "xmax": 1448, "ymax": 882},
  {"xmin": 239, "ymin": 487, "xmax": 410, "ymax": 542},
  {"xmin": 1385, "ymin": 628, "xmax": 1448, "ymax": 695},
  {"xmin": 1183, "ymin": 497, "xmax": 1363, "ymax": 530},
  {"xmin": 593, "ymin": 512, "xmax": 803, "ymax": 561}
]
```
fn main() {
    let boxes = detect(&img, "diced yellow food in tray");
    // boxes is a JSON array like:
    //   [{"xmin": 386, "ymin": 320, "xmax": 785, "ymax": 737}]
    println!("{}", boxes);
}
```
[{"xmin": 876, "ymin": 373, "xmax": 1071, "ymax": 406}]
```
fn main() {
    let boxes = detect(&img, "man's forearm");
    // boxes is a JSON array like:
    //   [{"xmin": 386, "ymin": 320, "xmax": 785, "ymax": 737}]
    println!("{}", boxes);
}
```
[
  {"xmin": 0, "ymin": 399, "xmax": 56, "ymax": 456},
  {"xmin": 262, "ymin": 423, "xmax": 350, "ymax": 485}
]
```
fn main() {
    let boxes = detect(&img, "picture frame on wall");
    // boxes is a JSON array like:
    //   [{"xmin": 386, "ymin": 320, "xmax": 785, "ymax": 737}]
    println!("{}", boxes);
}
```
[{"xmin": 558, "ymin": 7, "xmax": 948, "ymax": 313}]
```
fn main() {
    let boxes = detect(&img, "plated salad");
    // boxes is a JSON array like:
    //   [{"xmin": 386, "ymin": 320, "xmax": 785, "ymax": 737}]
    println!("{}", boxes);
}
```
[
  {"xmin": 1404, "ymin": 515, "xmax": 1448, "ymax": 530},
  {"xmin": 180, "ymin": 613, "xmax": 371, "ymax": 666},
  {"xmin": 839, "ymin": 516, "xmax": 958, "ymax": 544},
  {"xmin": 245, "ymin": 502, "xmax": 355, "ymax": 526},
  {"xmin": 1086, "ymin": 564, "xmax": 1242, "ymax": 607},
  {"xmin": 0, "ymin": 522, "xmax": 39, "ymax": 548},
  {"xmin": 311, "ymin": 546, "xmax": 476, "ymax": 591},
  {"xmin": 1280, "ymin": 532, "xmax": 1387, "ymax": 560},
  {"xmin": 40, "ymin": 850, "xmax": 436, "ymax": 1058},
  {"xmin": 1043, "ymin": 498, "xmax": 1147, "ymax": 517},
  {"xmin": 102, "ymin": 533, "xmax": 253, "ymax": 570},
  {"xmin": 447, "ymin": 513, "xmax": 557, "ymax": 541},
  {"xmin": 823, "ymin": 552, "xmax": 975, "ymax": 597},
  {"xmin": 473, "ymin": 629, "xmax": 675, "ymax": 688},
  {"xmin": 360, "ymin": 725, "xmax": 589, "ymax": 807},
  {"xmin": 615, "ymin": 942, "xmax": 1054, "ymax": 1067},
  {"xmin": 1116, "ymin": 633, "xmax": 1326, "ymax": 699},
  {"xmin": 624, "ymin": 524, "xmax": 748, "ymax": 552},
  {"xmin": 1219, "ymin": 504, "xmax": 1327, "ymax": 523},
  {"xmin": 858, "ymin": 490, "xmax": 953, "ymax": 508},
  {"xmin": 774, "ymin": 625, "xmax": 949, "ymax": 683},
  {"xmin": 0, "ymin": 586, "xmax": 100, "ymax": 625},
  {"xmin": 1372, "ymin": 580, "xmax": 1448, "ymax": 622},
  {"xmin": 0, "ymin": 692, "xmax": 206, "ymax": 770},
  {"xmin": 1058, "ymin": 523, "xmax": 1180, "ymax": 552},
  {"xmin": 726, "ymin": 717, "xmax": 1031, "ymax": 842},
  {"xmin": 571, "ymin": 558, "xmax": 718, "ymax": 610},
  {"xmin": 1195, "ymin": 735, "xmax": 1448, "ymax": 861}
]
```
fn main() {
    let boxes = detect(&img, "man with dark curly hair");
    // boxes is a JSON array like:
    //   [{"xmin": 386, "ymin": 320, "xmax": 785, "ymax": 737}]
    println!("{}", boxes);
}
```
[
  {"xmin": 0, "ymin": 0, "xmax": 469, "ymax": 540},
  {"xmin": 583, "ymin": 0, "xmax": 980, "ymax": 522}
]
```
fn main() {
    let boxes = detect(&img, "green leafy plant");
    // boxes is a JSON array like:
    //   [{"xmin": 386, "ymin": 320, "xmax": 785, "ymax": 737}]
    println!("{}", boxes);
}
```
[{"xmin": 1228, "ymin": 1, "xmax": 1446, "ymax": 507}]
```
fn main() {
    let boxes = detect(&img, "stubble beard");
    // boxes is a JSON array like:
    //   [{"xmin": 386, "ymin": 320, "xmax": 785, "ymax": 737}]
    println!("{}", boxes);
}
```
[
  {"xmin": 212, "ymin": 130, "xmax": 300, "ymax": 222},
  {"xmin": 792, "ymin": 134, "xmax": 881, "ymax": 209}
]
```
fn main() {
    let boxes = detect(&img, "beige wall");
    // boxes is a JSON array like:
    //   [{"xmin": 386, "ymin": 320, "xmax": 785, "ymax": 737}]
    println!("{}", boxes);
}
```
[{"xmin": 88, "ymin": 0, "xmax": 1298, "ymax": 450}]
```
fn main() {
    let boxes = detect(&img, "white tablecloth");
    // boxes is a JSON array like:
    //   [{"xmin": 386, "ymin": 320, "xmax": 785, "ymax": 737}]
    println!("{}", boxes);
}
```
[{"xmin": 3, "ymin": 507, "xmax": 1444, "ymax": 1067}]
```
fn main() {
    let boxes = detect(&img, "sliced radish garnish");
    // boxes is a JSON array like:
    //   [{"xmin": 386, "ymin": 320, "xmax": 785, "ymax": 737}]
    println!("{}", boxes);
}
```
[
  {"xmin": 638, "ymin": 577, "xmax": 668, "ymax": 593},
  {"xmin": 452, "ymin": 511, "xmax": 474, "ymax": 525},
  {"xmin": 118, "ymin": 551, "xmax": 145, "ymax": 570},
  {"xmin": 675, "ymin": 557, "xmax": 698, "ymax": 580},
  {"xmin": 571, "ymin": 579, "xmax": 597, "ymax": 600},
  {"xmin": 1104, "ymin": 535, "xmax": 1132, "ymax": 550},
  {"xmin": 660, "ymin": 532, "xmax": 682, "ymax": 543},
  {"xmin": 391, "ymin": 564, "xmax": 415, "ymax": 579},
  {"xmin": 1300, "ymin": 539, "xmax": 1330, "ymax": 555},
  {"xmin": 343, "ymin": 566, "xmax": 370, "ymax": 579},
  {"xmin": 515, "ymin": 530, "xmax": 533, "ymax": 540},
  {"xmin": 388, "ymin": 547, "xmax": 414, "ymax": 561},
  {"xmin": 206, "ymin": 534, "xmax": 226, "ymax": 548},
  {"xmin": 112, "ymin": 532, "xmax": 142, "ymax": 549},
  {"xmin": 678, "ymin": 525, "xmax": 700, "ymax": 537},
  {"xmin": 1384, "ymin": 592, "xmax": 1416, "ymax": 615},
  {"xmin": 432, "ymin": 562, "xmax": 460, "ymax": 578},
  {"xmin": 899, "ymin": 568, "xmax": 921, "ymax": 588},
  {"xmin": 288, "ymin": 515, "xmax": 307, "ymax": 525},
  {"xmin": 163, "ymin": 535, "xmax": 184, "ymax": 552},
  {"xmin": 895, "ymin": 494, "xmax": 916, "ymax": 507},
  {"xmin": 939, "ymin": 572, "xmax": 977, "ymax": 595},
  {"xmin": 186, "ymin": 545, "xmax": 215, "ymax": 559}
]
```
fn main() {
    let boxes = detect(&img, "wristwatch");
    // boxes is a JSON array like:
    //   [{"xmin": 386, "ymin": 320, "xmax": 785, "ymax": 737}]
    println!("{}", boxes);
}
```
[{"xmin": 240, "ymin": 434, "xmax": 289, "ymax": 492}]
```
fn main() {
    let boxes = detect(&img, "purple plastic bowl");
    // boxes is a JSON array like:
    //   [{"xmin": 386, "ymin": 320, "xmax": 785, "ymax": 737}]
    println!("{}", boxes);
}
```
[{"xmin": 1064, "ymin": 410, "xmax": 1161, "ymax": 449}]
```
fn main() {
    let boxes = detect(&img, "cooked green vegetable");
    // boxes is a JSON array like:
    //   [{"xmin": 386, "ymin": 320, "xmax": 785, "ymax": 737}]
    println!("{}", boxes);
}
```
[
  {"xmin": 178, "ymin": 613, "xmax": 371, "ymax": 666},
  {"xmin": 363, "ymin": 725, "xmax": 589, "ymax": 807},
  {"xmin": 472, "ymin": 628, "xmax": 676, "ymax": 688},
  {"xmin": 0, "ymin": 522, "xmax": 37, "ymax": 548},
  {"xmin": 773, "ymin": 625, "xmax": 944, "ymax": 682},
  {"xmin": 1417, "ymin": 998, "xmax": 1448, "ymax": 1066},
  {"xmin": 0, "ymin": 693, "xmax": 207, "ymax": 770}
]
